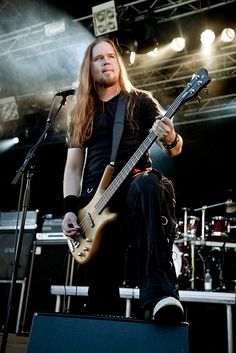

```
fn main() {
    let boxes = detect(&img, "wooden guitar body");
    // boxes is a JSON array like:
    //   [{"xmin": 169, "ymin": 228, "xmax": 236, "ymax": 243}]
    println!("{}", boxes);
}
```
[{"xmin": 67, "ymin": 164, "xmax": 118, "ymax": 264}]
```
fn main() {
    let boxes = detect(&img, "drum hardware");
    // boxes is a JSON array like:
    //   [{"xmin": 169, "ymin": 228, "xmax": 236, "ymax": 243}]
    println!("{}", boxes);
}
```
[
  {"xmin": 228, "ymin": 217, "xmax": 236, "ymax": 242},
  {"xmin": 190, "ymin": 240, "xmax": 195, "ymax": 290},
  {"xmin": 172, "ymin": 243, "xmax": 191, "ymax": 289},
  {"xmin": 194, "ymin": 199, "xmax": 232, "ymax": 240},
  {"xmin": 218, "ymin": 258, "xmax": 226, "ymax": 291},
  {"xmin": 183, "ymin": 207, "xmax": 188, "ymax": 246},
  {"xmin": 177, "ymin": 200, "xmax": 236, "ymax": 291},
  {"xmin": 178, "ymin": 206, "xmax": 198, "ymax": 290},
  {"xmin": 178, "ymin": 206, "xmax": 201, "ymax": 290},
  {"xmin": 172, "ymin": 243, "xmax": 183, "ymax": 278}
]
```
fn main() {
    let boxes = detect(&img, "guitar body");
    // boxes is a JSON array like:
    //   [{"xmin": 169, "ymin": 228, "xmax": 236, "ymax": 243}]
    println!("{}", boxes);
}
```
[{"xmin": 67, "ymin": 164, "xmax": 118, "ymax": 264}]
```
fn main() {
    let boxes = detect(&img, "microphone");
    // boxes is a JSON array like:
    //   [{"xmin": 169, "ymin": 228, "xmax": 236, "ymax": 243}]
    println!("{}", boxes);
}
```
[{"xmin": 55, "ymin": 89, "xmax": 76, "ymax": 98}]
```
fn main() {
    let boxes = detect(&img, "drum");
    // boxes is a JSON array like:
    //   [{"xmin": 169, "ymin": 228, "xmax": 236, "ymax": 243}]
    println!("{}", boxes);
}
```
[
  {"xmin": 210, "ymin": 216, "xmax": 229, "ymax": 237},
  {"xmin": 176, "ymin": 216, "xmax": 201, "ymax": 238},
  {"xmin": 187, "ymin": 216, "xmax": 201, "ymax": 237}
]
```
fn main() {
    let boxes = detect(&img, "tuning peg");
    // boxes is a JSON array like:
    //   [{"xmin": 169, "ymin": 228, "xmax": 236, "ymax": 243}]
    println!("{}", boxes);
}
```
[
  {"xmin": 197, "ymin": 95, "xmax": 202, "ymax": 103},
  {"xmin": 205, "ymin": 87, "xmax": 209, "ymax": 95}
]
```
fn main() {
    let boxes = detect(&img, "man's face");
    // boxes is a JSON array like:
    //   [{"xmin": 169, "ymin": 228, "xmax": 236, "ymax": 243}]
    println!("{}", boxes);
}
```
[{"xmin": 90, "ymin": 41, "xmax": 120, "ymax": 88}]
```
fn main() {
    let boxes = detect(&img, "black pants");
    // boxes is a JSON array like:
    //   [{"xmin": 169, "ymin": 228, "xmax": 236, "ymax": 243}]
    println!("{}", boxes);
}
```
[{"xmin": 83, "ymin": 170, "xmax": 180, "ymax": 316}]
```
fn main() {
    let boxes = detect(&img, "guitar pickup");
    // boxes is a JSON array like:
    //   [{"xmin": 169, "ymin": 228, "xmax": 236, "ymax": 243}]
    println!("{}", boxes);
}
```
[{"xmin": 87, "ymin": 212, "xmax": 94, "ymax": 228}]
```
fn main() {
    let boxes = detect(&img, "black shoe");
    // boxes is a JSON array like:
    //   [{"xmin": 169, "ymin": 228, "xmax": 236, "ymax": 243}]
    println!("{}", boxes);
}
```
[{"xmin": 152, "ymin": 297, "xmax": 184, "ymax": 325}]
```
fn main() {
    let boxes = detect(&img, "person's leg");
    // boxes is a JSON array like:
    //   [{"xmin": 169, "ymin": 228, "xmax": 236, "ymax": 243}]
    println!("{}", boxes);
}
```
[
  {"xmin": 85, "ymin": 223, "xmax": 125, "ymax": 316},
  {"xmin": 126, "ymin": 171, "xmax": 183, "ymax": 322}
]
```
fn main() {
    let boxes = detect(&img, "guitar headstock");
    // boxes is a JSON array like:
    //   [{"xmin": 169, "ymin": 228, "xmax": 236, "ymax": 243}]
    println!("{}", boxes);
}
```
[{"xmin": 181, "ymin": 67, "xmax": 211, "ymax": 103}]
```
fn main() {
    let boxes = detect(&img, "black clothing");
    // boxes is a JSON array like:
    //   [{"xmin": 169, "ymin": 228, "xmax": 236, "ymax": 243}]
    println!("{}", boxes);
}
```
[
  {"xmin": 77, "ymin": 91, "xmax": 180, "ymax": 317},
  {"xmin": 82, "ymin": 92, "xmax": 158, "ymax": 194}
]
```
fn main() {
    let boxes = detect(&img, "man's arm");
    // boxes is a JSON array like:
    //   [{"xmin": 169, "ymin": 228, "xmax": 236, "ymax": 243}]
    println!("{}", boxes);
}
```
[
  {"xmin": 63, "ymin": 147, "xmax": 85, "ymax": 197},
  {"xmin": 62, "ymin": 147, "xmax": 85, "ymax": 237}
]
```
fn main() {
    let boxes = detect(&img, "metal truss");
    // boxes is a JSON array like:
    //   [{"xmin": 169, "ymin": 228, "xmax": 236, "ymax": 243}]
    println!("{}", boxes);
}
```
[
  {"xmin": 127, "ymin": 44, "xmax": 236, "ymax": 90},
  {"xmin": 0, "ymin": 0, "xmax": 235, "ymax": 59},
  {"xmin": 0, "ymin": 0, "xmax": 235, "ymax": 125},
  {"xmin": 74, "ymin": 0, "xmax": 236, "ymax": 25}
]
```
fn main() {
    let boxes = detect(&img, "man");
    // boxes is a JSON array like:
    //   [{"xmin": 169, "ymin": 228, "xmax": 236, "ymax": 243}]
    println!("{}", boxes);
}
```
[{"xmin": 62, "ymin": 37, "xmax": 184, "ymax": 324}]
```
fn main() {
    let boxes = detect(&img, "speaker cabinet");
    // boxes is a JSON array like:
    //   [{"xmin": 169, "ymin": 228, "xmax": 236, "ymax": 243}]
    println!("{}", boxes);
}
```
[
  {"xmin": 0, "ymin": 230, "xmax": 35, "ymax": 280},
  {"xmin": 0, "ymin": 228, "xmax": 35, "ymax": 333},
  {"xmin": 0, "ymin": 279, "xmax": 26, "ymax": 333},
  {"xmin": 21, "ymin": 240, "xmax": 71, "ymax": 333},
  {"xmin": 27, "ymin": 313, "xmax": 189, "ymax": 353}
]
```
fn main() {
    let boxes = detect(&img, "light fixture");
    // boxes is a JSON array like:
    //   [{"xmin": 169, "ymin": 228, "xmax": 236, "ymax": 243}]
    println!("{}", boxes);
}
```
[
  {"xmin": 200, "ymin": 29, "xmax": 216, "ymax": 46},
  {"xmin": 221, "ymin": 27, "xmax": 235, "ymax": 43},
  {"xmin": 129, "ymin": 51, "xmax": 136, "ymax": 65},
  {"xmin": 170, "ymin": 37, "xmax": 185, "ymax": 52},
  {"xmin": 147, "ymin": 47, "xmax": 159, "ymax": 57},
  {"xmin": 13, "ymin": 137, "xmax": 19, "ymax": 144},
  {"xmin": 92, "ymin": 1, "xmax": 118, "ymax": 37},
  {"xmin": 0, "ymin": 96, "xmax": 19, "ymax": 122},
  {"xmin": 0, "ymin": 137, "xmax": 19, "ymax": 153},
  {"xmin": 44, "ymin": 20, "xmax": 66, "ymax": 37}
]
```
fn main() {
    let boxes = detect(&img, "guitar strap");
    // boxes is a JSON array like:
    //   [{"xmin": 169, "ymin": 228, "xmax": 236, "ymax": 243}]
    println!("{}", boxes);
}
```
[{"xmin": 110, "ymin": 94, "xmax": 127, "ymax": 165}]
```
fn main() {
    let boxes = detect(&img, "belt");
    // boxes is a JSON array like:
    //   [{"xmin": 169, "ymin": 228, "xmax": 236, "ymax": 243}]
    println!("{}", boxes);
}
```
[{"xmin": 131, "ymin": 167, "xmax": 152, "ymax": 175}]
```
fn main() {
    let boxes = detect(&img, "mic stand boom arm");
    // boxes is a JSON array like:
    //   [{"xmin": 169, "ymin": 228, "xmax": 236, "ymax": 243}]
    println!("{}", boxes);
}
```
[{"xmin": 0, "ymin": 94, "xmax": 68, "ymax": 353}]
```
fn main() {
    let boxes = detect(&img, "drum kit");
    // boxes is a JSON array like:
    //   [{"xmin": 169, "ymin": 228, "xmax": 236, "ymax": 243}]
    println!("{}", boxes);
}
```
[{"xmin": 173, "ymin": 199, "xmax": 236, "ymax": 292}]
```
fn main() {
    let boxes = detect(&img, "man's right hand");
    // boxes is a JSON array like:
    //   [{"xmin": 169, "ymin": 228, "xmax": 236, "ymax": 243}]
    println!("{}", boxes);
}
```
[{"xmin": 62, "ymin": 212, "xmax": 80, "ymax": 238}]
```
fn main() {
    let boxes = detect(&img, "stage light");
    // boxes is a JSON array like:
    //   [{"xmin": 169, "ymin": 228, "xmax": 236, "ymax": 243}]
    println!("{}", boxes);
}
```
[
  {"xmin": 0, "ymin": 137, "xmax": 19, "ymax": 153},
  {"xmin": 13, "ymin": 137, "xmax": 19, "ymax": 144},
  {"xmin": 44, "ymin": 20, "xmax": 66, "ymax": 37},
  {"xmin": 221, "ymin": 28, "xmax": 235, "ymax": 43},
  {"xmin": 147, "ymin": 47, "xmax": 159, "ymax": 57},
  {"xmin": 0, "ymin": 96, "xmax": 19, "ymax": 122},
  {"xmin": 92, "ymin": 1, "xmax": 118, "ymax": 36},
  {"xmin": 200, "ymin": 29, "xmax": 215, "ymax": 46},
  {"xmin": 170, "ymin": 37, "xmax": 185, "ymax": 52},
  {"xmin": 129, "ymin": 51, "xmax": 136, "ymax": 65}
]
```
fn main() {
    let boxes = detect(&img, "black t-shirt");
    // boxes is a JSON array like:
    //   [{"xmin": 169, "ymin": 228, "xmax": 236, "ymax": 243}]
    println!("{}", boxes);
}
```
[{"xmin": 81, "ymin": 91, "xmax": 160, "ymax": 193}]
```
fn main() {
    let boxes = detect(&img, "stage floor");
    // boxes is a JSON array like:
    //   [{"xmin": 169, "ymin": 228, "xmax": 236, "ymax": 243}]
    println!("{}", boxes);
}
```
[{"xmin": 0, "ymin": 334, "xmax": 28, "ymax": 353}]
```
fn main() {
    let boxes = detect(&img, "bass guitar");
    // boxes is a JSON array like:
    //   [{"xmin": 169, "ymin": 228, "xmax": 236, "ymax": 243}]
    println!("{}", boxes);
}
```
[{"xmin": 67, "ymin": 67, "xmax": 211, "ymax": 264}]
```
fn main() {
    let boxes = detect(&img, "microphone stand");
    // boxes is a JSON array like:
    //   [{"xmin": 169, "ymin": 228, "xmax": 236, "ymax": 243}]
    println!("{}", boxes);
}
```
[{"xmin": 0, "ymin": 93, "xmax": 69, "ymax": 353}]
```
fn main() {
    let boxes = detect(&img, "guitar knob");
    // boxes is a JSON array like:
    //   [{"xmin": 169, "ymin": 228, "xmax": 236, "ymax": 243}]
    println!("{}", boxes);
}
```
[
  {"xmin": 86, "ymin": 238, "xmax": 91, "ymax": 242},
  {"xmin": 77, "ymin": 252, "xmax": 84, "ymax": 257},
  {"xmin": 83, "ymin": 247, "xmax": 89, "ymax": 251}
]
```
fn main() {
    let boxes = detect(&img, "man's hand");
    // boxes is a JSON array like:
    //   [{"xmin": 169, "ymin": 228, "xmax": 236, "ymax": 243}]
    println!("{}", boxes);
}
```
[
  {"xmin": 62, "ymin": 212, "xmax": 80, "ymax": 238},
  {"xmin": 151, "ymin": 115, "xmax": 176, "ymax": 144}
]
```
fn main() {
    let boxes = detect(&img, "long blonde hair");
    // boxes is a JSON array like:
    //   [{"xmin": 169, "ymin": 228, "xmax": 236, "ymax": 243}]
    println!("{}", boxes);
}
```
[{"xmin": 67, "ymin": 37, "xmax": 153, "ymax": 147}]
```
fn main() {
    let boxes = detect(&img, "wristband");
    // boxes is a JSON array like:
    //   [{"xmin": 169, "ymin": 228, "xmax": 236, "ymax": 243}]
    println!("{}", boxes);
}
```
[
  {"xmin": 63, "ymin": 195, "xmax": 79, "ymax": 215},
  {"xmin": 162, "ymin": 133, "xmax": 179, "ymax": 150}
]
